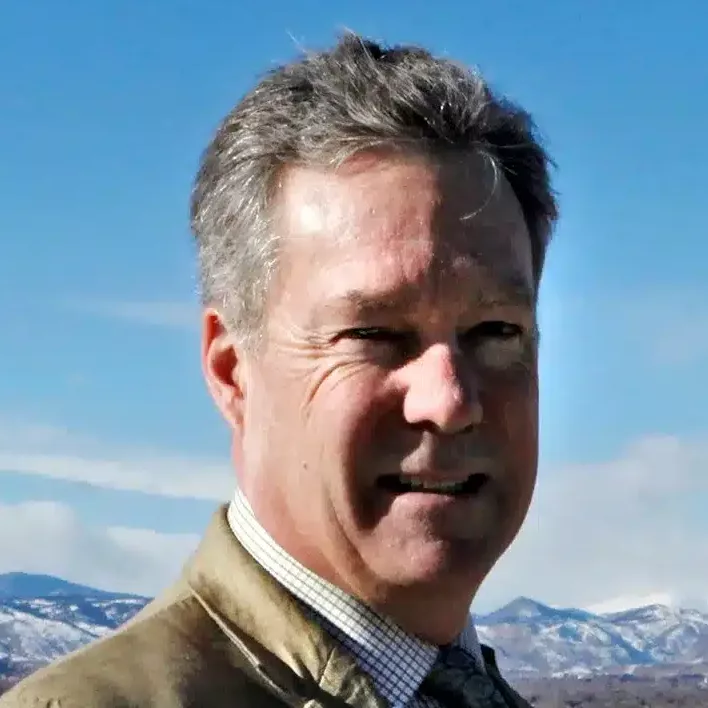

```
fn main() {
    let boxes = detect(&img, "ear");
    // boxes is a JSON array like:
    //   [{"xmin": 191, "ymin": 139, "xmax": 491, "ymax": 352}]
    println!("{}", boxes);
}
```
[{"xmin": 201, "ymin": 308, "xmax": 247, "ymax": 432}]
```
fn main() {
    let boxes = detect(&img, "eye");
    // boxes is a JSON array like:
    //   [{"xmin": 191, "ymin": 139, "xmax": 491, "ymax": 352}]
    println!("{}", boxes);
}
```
[
  {"xmin": 461, "ymin": 321, "xmax": 531, "ymax": 370},
  {"xmin": 463, "ymin": 321, "xmax": 523, "ymax": 342},
  {"xmin": 340, "ymin": 327, "xmax": 414, "ymax": 346},
  {"xmin": 336, "ymin": 327, "xmax": 417, "ymax": 361},
  {"xmin": 343, "ymin": 327, "xmax": 401, "ymax": 341}
]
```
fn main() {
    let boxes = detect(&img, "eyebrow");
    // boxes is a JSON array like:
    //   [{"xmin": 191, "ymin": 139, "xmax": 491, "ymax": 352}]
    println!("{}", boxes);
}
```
[
  {"xmin": 328, "ymin": 289, "xmax": 416, "ymax": 315},
  {"xmin": 475, "ymin": 275, "xmax": 536, "ymax": 309},
  {"xmin": 326, "ymin": 277, "xmax": 535, "ymax": 316}
]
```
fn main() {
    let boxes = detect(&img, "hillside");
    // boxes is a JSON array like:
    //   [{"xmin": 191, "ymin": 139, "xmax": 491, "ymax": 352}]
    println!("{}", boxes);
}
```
[{"xmin": 1, "ymin": 573, "xmax": 707, "ymax": 706}]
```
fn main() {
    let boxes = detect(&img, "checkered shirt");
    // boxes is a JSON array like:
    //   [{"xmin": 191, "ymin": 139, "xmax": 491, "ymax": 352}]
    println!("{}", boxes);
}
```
[{"xmin": 227, "ymin": 487, "xmax": 486, "ymax": 708}]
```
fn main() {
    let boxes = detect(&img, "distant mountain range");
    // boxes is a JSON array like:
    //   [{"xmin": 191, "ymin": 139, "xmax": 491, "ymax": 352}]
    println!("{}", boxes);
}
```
[
  {"xmin": 0, "ymin": 572, "xmax": 138, "ymax": 600},
  {"xmin": 473, "ymin": 596, "xmax": 708, "ymax": 678},
  {"xmin": 1, "ymin": 574, "xmax": 707, "ymax": 685},
  {"xmin": 0, "ymin": 574, "xmax": 149, "ymax": 682}
]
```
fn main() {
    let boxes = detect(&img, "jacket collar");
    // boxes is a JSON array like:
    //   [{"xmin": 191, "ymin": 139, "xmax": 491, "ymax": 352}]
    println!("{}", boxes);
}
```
[
  {"xmin": 182, "ymin": 505, "xmax": 529, "ymax": 708},
  {"xmin": 183, "ymin": 505, "xmax": 388, "ymax": 708}
]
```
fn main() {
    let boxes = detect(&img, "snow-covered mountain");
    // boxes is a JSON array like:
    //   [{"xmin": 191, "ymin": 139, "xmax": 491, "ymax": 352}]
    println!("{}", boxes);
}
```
[
  {"xmin": 475, "ymin": 597, "xmax": 708, "ymax": 678},
  {"xmin": 0, "ymin": 572, "xmax": 139, "ymax": 601},
  {"xmin": 1, "ymin": 574, "xmax": 707, "ymax": 683},
  {"xmin": 0, "ymin": 575, "xmax": 149, "ymax": 681}
]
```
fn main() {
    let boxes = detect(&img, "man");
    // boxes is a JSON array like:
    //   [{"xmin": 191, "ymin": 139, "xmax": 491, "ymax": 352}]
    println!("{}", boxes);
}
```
[{"xmin": 1, "ymin": 33, "xmax": 557, "ymax": 708}]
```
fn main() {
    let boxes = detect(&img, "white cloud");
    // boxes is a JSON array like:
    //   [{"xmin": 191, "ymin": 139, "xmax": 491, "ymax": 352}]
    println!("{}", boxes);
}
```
[
  {"xmin": 0, "ymin": 419, "xmax": 233, "ymax": 501},
  {"xmin": 477, "ymin": 433, "xmax": 708, "ymax": 613},
  {"xmin": 0, "ymin": 501, "xmax": 200, "ymax": 596},
  {"xmin": 3, "ymin": 420, "xmax": 707, "ymax": 614},
  {"xmin": 585, "ymin": 592, "xmax": 676, "ymax": 615},
  {"xmin": 63, "ymin": 298, "xmax": 199, "ymax": 331}
]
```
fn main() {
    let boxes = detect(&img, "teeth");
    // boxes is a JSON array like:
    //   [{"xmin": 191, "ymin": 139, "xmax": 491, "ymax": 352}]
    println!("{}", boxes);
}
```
[{"xmin": 398, "ymin": 476, "xmax": 467, "ymax": 493}]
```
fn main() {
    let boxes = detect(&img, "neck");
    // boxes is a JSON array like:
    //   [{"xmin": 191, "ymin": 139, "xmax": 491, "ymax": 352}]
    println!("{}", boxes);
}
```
[
  {"xmin": 240, "ymin": 484, "xmax": 484, "ymax": 646},
  {"xmin": 360, "ymin": 576, "xmax": 480, "ymax": 645}
]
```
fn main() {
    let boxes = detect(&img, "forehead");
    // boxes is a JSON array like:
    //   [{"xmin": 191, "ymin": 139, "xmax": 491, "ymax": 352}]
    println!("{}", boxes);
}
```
[{"xmin": 272, "ymin": 151, "xmax": 534, "ymax": 312}]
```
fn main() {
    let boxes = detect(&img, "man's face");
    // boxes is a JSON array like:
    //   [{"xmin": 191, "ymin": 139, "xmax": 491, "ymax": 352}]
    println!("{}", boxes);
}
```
[{"xmin": 221, "ymin": 151, "xmax": 537, "ymax": 619}]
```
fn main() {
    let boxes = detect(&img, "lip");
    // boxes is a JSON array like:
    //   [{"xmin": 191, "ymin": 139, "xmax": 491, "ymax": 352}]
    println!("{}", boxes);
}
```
[
  {"xmin": 395, "ymin": 472, "xmax": 477, "ymax": 484},
  {"xmin": 377, "ymin": 465, "xmax": 495, "ymax": 484},
  {"xmin": 380, "ymin": 476, "xmax": 492, "ymax": 513},
  {"xmin": 377, "ymin": 471, "xmax": 490, "ymax": 495}
]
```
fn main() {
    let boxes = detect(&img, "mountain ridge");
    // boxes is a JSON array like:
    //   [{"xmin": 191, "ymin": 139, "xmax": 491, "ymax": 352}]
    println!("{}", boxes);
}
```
[
  {"xmin": 0, "ymin": 573, "xmax": 146, "ymax": 601},
  {"xmin": 1, "ymin": 573, "xmax": 707, "ymax": 683}
]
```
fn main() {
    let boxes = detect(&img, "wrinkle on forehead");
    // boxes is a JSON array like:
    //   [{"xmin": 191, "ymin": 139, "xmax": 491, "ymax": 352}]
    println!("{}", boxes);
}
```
[
  {"xmin": 278, "ymin": 150, "xmax": 518, "ymax": 233},
  {"xmin": 272, "ymin": 151, "xmax": 534, "ymax": 310},
  {"xmin": 320, "ymin": 256, "xmax": 534, "ymax": 314}
]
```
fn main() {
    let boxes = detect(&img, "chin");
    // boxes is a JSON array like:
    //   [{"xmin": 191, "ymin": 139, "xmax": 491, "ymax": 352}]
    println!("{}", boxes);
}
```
[{"xmin": 381, "ymin": 536, "xmax": 497, "ymax": 592}]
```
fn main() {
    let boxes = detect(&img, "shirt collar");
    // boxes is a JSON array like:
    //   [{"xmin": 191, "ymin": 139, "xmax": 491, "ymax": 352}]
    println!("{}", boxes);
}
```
[{"xmin": 227, "ymin": 487, "xmax": 485, "ymax": 706}]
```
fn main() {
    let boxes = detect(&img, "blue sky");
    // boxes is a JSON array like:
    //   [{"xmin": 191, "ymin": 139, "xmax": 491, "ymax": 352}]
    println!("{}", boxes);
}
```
[{"xmin": 1, "ymin": 0, "xmax": 707, "ymax": 613}]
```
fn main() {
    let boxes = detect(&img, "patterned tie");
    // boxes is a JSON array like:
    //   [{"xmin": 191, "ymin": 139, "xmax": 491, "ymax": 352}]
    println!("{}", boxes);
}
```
[{"xmin": 420, "ymin": 646, "xmax": 510, "ymax": 707}]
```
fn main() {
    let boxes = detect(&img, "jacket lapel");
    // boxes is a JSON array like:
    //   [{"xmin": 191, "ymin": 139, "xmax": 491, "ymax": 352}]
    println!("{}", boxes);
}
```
[
  {"xmin": 160, "ymin": 506, "xmax": 531, "ymax": 708},
  {"xmin": 181, "ymin": 506, "xmax": 388, "ymax": 708}
]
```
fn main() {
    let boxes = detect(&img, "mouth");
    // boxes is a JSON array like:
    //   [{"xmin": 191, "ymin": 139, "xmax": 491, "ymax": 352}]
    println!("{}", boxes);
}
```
[{"xmin": 378, "ymin": 473, "xmax": 489, "ymax": 496}]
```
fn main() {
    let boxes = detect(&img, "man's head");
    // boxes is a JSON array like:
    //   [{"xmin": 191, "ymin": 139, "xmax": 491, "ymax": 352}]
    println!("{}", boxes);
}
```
[{"xmin": 193, "ymin": 34, "xmax": 558, "ymax": 643}]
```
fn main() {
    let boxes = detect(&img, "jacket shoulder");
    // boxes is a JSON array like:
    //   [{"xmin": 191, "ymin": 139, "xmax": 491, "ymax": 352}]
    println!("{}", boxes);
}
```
[{"xmin": 0, "ymin": 589, "xmax": 257, "ymax": 708}]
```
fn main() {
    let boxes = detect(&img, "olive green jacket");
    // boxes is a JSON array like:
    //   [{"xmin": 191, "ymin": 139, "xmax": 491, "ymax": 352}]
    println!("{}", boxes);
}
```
[{"xmin": 0, "ymin": 506, "xmax": 531, "ymax": 707}]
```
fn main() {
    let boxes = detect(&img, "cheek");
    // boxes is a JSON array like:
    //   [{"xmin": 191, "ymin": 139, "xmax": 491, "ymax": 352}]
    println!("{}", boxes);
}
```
[
  {"xmin": 322, "ymin": 373, "xmax": 390, "ymax": 457},
  {"xmin": 484, "ymin": 372, "xmax": 539, "ymax": 468},
  {"xmin": 482, "ymin": 376, "xmax": 538, "ymax": 541},
  {"xmin": 320, "ymin": 374, "xmax": 397, "ymax": 500}
]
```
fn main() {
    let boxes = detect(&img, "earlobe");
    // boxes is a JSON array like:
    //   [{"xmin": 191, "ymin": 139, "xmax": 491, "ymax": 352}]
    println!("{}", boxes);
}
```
[{"xmin": 201, "ymin": 309, "xmax": 246, "ymax": 431}]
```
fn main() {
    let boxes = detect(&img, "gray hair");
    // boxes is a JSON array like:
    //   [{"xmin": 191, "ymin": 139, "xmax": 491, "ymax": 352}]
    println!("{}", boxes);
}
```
[{"xmin": 190, "ymin": 32, "xmax": 558, "ymax": 350}]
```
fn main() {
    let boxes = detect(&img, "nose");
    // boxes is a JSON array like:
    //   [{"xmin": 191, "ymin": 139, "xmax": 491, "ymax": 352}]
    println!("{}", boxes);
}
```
[{"xmin": 402, "ymin": 342, "xmax": 483, "ymax": 434}]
